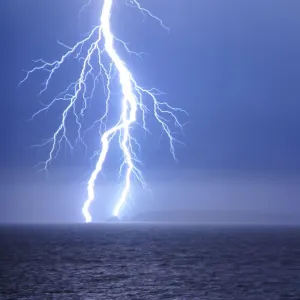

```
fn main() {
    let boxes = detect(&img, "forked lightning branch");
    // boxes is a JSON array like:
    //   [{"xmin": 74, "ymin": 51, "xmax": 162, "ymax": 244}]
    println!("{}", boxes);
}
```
[{"xmin": 20, "ymin": 0, "xmax": 186, "ymax": 222}]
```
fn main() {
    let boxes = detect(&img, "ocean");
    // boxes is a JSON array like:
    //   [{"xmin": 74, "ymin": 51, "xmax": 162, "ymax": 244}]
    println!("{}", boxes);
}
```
[{"xmin": 0, "ymin": 224, "xmax": 299, "ymax": 299}]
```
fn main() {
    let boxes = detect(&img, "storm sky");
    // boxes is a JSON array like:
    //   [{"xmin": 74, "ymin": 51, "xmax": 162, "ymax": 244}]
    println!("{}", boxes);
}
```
[{"xmin": 1, "ymin": 0, "xmax": 300, "ymax": 222}]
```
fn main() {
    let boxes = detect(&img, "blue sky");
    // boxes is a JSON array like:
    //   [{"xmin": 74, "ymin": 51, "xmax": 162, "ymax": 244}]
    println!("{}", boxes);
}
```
[{"xmin": 1, "ymin": 0, "xmax": 300, "ymax": 222}]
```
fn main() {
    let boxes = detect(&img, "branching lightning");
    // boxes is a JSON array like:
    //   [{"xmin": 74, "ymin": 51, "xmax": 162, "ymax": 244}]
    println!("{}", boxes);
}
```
[{"xmin": 20, "ymin": 0, "xmax": 186, "ymax": 222}]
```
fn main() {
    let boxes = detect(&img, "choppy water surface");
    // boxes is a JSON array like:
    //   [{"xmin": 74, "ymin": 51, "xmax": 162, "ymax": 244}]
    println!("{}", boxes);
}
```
[{"xmin": 0, "ymin": 224, "xmax": 299, "ymax": 299}]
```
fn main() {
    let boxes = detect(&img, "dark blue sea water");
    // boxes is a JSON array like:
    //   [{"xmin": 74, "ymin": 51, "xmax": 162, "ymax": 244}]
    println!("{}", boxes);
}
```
[{"xmin": 0, "ymin": 224, "xmax": 299, "ymax": 299}]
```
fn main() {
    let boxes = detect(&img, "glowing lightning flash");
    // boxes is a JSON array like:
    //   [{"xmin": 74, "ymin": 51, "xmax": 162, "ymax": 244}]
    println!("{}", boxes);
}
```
[{"xmin": 20, "ymin": 0, "xmax": 186, "ymax": 222}]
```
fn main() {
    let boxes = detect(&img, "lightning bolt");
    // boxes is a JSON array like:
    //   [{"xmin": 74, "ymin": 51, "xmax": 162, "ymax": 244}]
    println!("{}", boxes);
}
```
[{"xmin": 20, "ymin": 0, "xmax": 186, "ymax": 223}]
